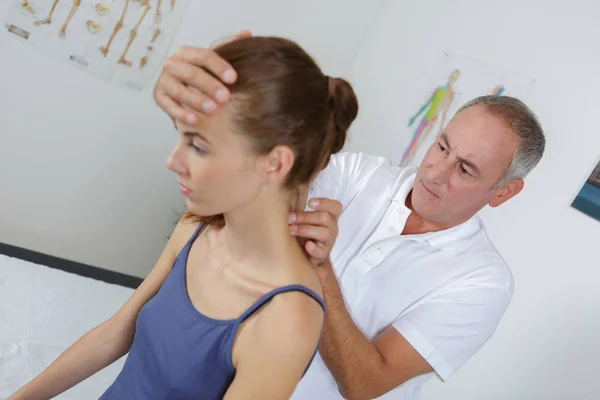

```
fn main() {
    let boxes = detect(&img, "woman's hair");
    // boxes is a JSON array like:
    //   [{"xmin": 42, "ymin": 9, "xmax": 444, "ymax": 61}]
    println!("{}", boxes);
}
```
[{"xmin": 182, "ymin": 36, "xmax": 359, "ymax": 225}]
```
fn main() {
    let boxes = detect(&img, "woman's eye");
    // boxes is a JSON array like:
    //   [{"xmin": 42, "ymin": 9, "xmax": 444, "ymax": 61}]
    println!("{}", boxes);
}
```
[{"xmin": 189, "ymin": 143, "xmax": 205, "ymax": 154}]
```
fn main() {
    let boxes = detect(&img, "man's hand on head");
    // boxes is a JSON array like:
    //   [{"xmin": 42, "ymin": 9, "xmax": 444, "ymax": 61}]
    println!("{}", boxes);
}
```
[
  {"xmin": 288, "ymin": 198, "xmax": 342, "ymax": 267},
  {"xmin": 153, "ymin": 30, "xmax": 252, "ymax": 125}
]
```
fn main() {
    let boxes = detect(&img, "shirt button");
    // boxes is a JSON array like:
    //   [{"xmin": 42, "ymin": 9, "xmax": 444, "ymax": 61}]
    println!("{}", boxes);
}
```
[
  {"xmin": 389, "ymin": 226, "xmax": 397, "ymax": 233},
  {"xmin": 398, "ymin": 207, "xmax": 404, "ymax": 214}
]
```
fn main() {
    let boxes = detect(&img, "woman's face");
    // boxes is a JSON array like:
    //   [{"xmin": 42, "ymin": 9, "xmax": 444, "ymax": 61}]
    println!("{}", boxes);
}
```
[{"xmin": 167, "ymin": 105, "xmax": 270, "ymax": 218}]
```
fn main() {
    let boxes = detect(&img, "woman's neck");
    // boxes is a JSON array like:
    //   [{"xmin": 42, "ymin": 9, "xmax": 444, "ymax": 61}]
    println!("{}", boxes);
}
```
[{"xmin": 215, "ymin": 186, "xmax": 308, "ymax": 268}]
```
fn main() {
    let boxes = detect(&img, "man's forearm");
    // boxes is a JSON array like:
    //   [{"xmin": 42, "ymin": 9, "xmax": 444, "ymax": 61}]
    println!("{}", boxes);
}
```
[{"xmin": 316, "ymin": 263, "xmax": 386, "ymax": 399}]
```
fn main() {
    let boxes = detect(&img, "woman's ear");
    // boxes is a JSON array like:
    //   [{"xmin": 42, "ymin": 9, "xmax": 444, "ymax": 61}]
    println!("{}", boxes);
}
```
[{"xmin": 262, "ymin": 145, "xmax": 295, "ymax": 183}]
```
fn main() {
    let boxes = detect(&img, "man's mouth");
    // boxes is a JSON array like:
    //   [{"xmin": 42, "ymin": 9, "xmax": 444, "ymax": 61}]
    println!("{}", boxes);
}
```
[{"xmin": 420, "ymin": 180, "xmax": 440, "ymax": 198}]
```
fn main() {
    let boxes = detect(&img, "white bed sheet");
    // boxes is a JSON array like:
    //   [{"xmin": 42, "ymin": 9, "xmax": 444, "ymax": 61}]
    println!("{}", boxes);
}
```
[{"xmin": 0, "ymin": 254, "xmax": 134, "ymax": 399}]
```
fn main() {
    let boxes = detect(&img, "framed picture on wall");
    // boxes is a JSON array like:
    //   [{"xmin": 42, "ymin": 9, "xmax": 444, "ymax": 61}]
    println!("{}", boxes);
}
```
[
  {"xmin": 571, "ymin": 159, "xmax": 600, "ymax": 222},
  {"xmin": 4, "ymin": 0, "xmax": 190, "ymax": 90}
]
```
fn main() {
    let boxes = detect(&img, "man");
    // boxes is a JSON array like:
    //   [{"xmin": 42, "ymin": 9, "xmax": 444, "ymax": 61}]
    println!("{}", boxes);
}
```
[{"xmin": 153, "ymin": 33, "xmax": 545, "ymax": 399}]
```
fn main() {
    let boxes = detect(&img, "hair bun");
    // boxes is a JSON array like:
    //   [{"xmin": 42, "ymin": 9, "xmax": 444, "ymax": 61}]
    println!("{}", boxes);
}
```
[{"xmin": 327, "ymin": 76, "xmax": 359, "ymax": 155}]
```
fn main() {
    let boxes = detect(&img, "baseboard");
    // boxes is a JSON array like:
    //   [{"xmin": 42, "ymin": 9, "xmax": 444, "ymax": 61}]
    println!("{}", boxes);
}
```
[{"xmin": 0, "ymin": 242, "xmax": 143, "ymax": 289}]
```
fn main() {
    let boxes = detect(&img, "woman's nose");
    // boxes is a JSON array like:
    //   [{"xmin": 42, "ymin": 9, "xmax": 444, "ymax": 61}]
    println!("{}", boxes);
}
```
[{"xmin": 166, "ymin": 148, "xmax": 188, "ymax": 176}]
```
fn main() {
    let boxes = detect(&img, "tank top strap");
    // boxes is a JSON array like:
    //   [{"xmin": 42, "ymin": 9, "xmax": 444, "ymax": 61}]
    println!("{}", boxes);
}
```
[
  {"xmin": 183, "ymin": 223, "xmax": 204, "ymax": 248},
  {"xmin": 238, "ymin": 284, "xmax": 325, "ymax": 323}
]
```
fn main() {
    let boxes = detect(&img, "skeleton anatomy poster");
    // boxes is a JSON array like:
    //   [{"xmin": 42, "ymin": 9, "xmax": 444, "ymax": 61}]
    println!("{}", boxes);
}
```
[{"xmin": 5, "ymin": 0, "xmax": 190, "ymax": 90}]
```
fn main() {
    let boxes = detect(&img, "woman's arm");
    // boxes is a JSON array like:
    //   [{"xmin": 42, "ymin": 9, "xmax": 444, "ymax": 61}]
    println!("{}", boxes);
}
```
[
  {"xmin": 223, "ymin": 291, "xmax": 324, "ymax": 400},
  {"xmin": 8, "ymin": 220, "xmax": 198, "ymax": 400}
]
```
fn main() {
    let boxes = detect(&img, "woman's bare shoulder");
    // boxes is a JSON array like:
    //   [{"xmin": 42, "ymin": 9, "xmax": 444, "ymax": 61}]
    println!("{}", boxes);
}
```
[
  {"xmin": 262, "ymin": 257, "xmax": 325, "ymax": 330},
  {"xmin": 288, "ymin": 256, "xmax": 324, "ymax": 300},
  {"xmin": 167, "ymin": 217, "xmax": 202, "ymax": 255}
]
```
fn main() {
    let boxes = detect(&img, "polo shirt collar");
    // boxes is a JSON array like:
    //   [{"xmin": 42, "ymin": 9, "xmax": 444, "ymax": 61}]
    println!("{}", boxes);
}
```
[
  {"xmin": 421, "ymin": 217, "xmax": 481, "ymax": 252},
  {"xmin": 392, "ymin": 169, "xmax": 416, "ymax": 203}
]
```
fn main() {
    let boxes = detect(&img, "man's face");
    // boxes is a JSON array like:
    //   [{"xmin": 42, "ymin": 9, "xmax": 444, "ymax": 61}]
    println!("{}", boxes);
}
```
[{"xmin": 411, "ymin": 105, "xmax": 522, "ymax": 225}]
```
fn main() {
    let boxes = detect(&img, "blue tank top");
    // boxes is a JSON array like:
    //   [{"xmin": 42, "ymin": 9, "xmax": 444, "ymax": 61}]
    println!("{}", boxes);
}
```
[{"xmin": 99, "ymin": 224, "xmax": 325, "ymax": 399}]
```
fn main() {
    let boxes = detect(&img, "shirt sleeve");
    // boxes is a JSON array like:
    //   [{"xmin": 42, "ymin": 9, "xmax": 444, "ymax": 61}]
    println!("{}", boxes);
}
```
[
  {"xmin": 307, "ymin": 151, "xmax": 391, "ymax": 208},
  {"xmin": 392, "ymin": 272, "xmax": 513, "ymax": 382}
]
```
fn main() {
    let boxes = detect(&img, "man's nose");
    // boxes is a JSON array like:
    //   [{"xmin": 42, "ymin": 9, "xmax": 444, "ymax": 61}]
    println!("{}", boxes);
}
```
[{"xmin": 428, "ymin": 157, "xmax": 453, "ymax": 184}]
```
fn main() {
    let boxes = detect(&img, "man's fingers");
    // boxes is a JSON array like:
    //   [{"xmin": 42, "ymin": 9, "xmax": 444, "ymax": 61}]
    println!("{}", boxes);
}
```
[
  {"xmin": 162, "ymin": 57, "xmax": 228, "ymax": 107},
  {"xmin": 155, "ymin": 86, "xmax": 189, "ymax": 123},
  {"xmin": 290, "ymin": 224, "xmax": 331, "ymax": 244},
  {"xmin": 308, "ymin": 198, "xmax": 343, "ymax": 218},
  {"xmin": 158, "ymin": 72, "xmax": 219, "ymax": 119},
  {"xmin": 305, "ymin": 241, "xmax": 328, "ymax": 263},
  {"xmin": 290, "ymin": 210, "xmax": 337, "ymax": 229},
  {"xmin": 174, "ymin": 45, "xmax": 237, "ymax": 85}
]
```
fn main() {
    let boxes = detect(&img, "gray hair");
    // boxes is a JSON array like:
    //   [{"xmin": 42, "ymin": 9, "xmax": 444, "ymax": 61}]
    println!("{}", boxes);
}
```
[{"xmin": 457, "ymin": 95, "xmax": 545, "ymax": 188}]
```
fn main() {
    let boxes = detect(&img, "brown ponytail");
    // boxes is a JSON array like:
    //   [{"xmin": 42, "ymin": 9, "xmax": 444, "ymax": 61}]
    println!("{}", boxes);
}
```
[{"xmin": 326, "ymin": 76, "xmax": 359, "ymax": 158}]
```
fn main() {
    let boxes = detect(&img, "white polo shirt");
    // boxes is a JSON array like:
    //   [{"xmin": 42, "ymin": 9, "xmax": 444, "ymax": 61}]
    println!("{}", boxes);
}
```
[{"xmin": 291, "ymin": 152, "xmax": 514, "ymax": 400}]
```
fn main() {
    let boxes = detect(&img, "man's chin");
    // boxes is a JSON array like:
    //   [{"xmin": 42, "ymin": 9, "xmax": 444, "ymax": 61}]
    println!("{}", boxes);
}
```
[
  {"xmin": 413, "ymin": 188, "xmax": 440, "ymax": 209},
  {"xmin": 412, "ymin": 198, "xmax": 441, "ymax": 219}
]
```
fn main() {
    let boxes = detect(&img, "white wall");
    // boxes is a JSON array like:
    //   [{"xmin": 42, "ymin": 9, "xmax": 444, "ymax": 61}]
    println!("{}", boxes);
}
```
[
  {"xmin": 0, "ymin": 0, "xmax": 385, "ymax": 278},
  {"xmin": 346, "ymin": 0, "xmax": 600, "ymax": 399}
]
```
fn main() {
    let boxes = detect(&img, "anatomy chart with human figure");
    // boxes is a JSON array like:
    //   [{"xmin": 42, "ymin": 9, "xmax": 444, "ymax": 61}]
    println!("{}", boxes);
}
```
[
  {"xmin": 399, "ymin": 53, "xmax": 535, "ymax": 168},
  {"xmin": 402, "ymin": 69, "xmax": 460, "ymax": 167},
  {"xmin": 4, "ymin": 0, "xmax": 189, "ymax": 90}
]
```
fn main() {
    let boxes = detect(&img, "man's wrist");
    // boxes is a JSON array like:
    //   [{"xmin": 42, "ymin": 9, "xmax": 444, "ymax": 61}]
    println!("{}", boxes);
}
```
[{"xmin": 315, "ymin": 259, "xmax": 335, "ymax": 284}]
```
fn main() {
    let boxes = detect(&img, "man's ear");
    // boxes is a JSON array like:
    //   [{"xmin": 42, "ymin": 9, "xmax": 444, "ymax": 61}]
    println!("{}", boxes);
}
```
[{"xmin": 489, "ymin": 178, "xmax": 524, "ymax": 208}]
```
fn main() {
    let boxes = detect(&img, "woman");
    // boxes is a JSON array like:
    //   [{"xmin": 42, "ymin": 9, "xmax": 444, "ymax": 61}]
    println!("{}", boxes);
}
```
[{"xmin": 9, "ymin": 36, "xmax": 358, "ymax": 399}]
